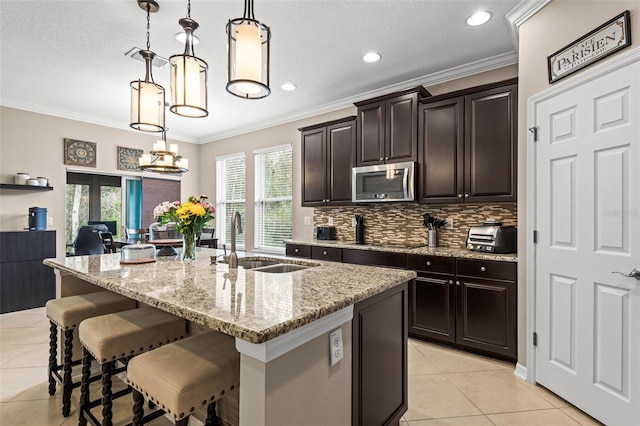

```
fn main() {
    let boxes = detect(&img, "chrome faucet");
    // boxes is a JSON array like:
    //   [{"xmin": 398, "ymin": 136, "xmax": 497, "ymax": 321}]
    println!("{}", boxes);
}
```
[{"xmin": 229, "ymin": 211, "xmax": 243, "ymax": 269}]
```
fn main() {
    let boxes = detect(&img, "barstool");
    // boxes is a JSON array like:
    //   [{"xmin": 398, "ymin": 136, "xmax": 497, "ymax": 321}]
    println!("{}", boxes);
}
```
[
  {"xmin": 78, "ymin": 307, "xmax": 186, "ymax": 426},
  {"xmin": 127, "ymin": 331, "xmax": 240, "ymax": 426},
  {"xmin": 46, "ymin": 291, "xmax": 137, "ymax": 416}
]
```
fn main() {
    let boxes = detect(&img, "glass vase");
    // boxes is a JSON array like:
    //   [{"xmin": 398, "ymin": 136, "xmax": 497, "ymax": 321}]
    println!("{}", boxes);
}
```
[{"xmin": 182, "ymin": 232, "xmax": 197, "ymax": 261}]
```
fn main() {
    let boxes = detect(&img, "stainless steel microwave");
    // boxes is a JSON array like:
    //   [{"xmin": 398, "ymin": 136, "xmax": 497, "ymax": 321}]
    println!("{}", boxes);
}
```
[{"xmin": 352, "ymin": 161, "xmax": 415, "ymax": 203}]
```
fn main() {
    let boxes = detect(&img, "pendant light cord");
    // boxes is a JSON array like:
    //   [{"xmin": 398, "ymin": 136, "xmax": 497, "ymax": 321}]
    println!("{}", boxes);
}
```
[
  {"xmin": 187, "ymin": 0, "xmax": 191, "ymax": 19},
  {"xmin": 145, "ymin": 2, "xmax": 151, "ymax": 51}
]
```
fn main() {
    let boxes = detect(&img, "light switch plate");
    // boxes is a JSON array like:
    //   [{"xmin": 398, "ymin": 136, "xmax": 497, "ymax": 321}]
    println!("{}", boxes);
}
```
[
  {"xmin": 304, "ymin": 216, "xmax": 311, "ymax": 225},
  {"xmin": 328, "ymin": 217, "xmax": 334, "ymax": 226},
  {"xmin": 329, "ymin": 328, "xmax": 343, "ymax": 366},
  {"xmin": 444, "ymin": 218, "xmax": 453, "ymax": 229}
]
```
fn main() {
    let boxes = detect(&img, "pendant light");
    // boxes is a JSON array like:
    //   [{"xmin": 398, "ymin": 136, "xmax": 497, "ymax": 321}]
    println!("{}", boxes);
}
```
[
  {"xmin": 226, "ymin": 0, "xmax": 271, "ymax": 99},
  {"xmin": 130, "ymin": 0, "xmax": 165, "ymax": 133},
  {"xmin": 169, "ymin": 0, "xmax": 208, "ymax": 118},
  {"xmin": 139, "ymin": 130, "xmax": 189, "ymax": 174}
]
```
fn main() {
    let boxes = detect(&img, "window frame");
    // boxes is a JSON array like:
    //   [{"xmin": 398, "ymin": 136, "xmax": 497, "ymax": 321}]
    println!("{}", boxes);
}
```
[{"xmin": 216, "ymin": 152, "xmax": 247, "ymax": 249}]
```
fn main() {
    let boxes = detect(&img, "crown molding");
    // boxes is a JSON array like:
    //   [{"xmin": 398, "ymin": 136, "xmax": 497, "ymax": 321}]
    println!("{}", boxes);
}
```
[{"xmin": 505, "ymin": 0, "xmax": 552, "ymax": 50}]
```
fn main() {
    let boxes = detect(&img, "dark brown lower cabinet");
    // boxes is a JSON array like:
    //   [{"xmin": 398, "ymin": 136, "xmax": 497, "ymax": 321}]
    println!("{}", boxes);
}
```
[
  {"xmin": 410, "ymin": 273, "xmax": 456, "ymax": 343},
  {"xmin": 353, "ymin": 282, "xmax": 408, "ymax": 426}
]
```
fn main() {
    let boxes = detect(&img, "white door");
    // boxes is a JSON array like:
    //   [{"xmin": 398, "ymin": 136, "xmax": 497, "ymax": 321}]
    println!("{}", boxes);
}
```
[{"xmin": 534, "ymin": 59, "xmax": 640, "ymax": 425}]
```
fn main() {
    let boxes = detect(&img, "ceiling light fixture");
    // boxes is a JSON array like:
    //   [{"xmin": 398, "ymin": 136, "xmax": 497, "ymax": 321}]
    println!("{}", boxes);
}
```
[
  {"xmin": 174, "ymin": 31, "xmax": 200, "ymax": 45},
  {"xmin": 139, "ymin": 130, "xmax": 189, "ymax": 175},
  {"xmin": 363, "ymin": 52, "xmax": 381, "ymax": 63},
  {"xmin": 130, "ymin": 0, "xmax": 165, "ymax": 133},
  {"xmin": 280, "ymin": 83, "xmax": 296, "ymax": 91},
  {"xmin": 169, "ymin": 0, "xmax": 208, "ymax": 117},
  {"xmin": 466, "ymin": 11, "xmax": 492, "ymax": 26},
  {"xmin": 226, "ymin": 0, "xmax": 271, "ymax": 99}
]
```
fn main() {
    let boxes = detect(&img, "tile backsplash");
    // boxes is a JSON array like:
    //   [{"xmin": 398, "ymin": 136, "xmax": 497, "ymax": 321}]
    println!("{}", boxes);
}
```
[{"xmin": 314, "ymin": 202, "xmax": 517, "ymax": 249}]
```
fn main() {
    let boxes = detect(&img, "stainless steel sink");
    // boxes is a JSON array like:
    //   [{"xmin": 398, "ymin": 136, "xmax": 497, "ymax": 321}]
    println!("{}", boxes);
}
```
[
  {"xmin": 252, "ymin": 263, "xmax": 311, "ymax": 273},
  {"xmin": 237, "ymin": 260, "xmax": 279, "ymax": 270}
]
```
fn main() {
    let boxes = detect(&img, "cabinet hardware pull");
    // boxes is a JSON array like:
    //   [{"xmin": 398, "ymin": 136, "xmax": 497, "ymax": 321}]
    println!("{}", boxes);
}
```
[
  {"xmin": 426, "ymin": 261, "xmax": 431, "ymax": 266},
  {"xmin": 323, "ymin": 251, "xmax": 328, "ymax": 255},
  {"xmin": 379, "ymin": 157, "xmax": 383, "ymax": 161},
  {"xmin": 464, "ymin": 193, "xmax": 469, "ymax": 198},
  {"xmin": 456, "ymin": 281, "xmax": 461, "ymax": 286},
  {"xmin": 448, "ymin": 280, "xmax": 453, "ymax": 285},
  {"xmin": 480, "ymin": 266, "xmax": 486, "ymax": 272},
  {"xmin": 385, "ymin": 157, "xmax": 389, "ymax": 161},
  {"xmin": 294, "ymin": 248, "xmax": 299, "ymax": 253},
  {"xmin": 458, "ymin": 194, "xmax": 463, "ymax": 198}
]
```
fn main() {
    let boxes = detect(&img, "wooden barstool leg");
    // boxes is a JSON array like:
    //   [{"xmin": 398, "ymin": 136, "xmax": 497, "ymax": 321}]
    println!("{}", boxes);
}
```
[
  {"xmin": 101, "ymin": 361, "xmax": 114, "ymax": 426},
  {"xmin": 176, "ymin": 418, "xmax": 189, "ymax": 426},
  {"xmin": 79, "ymin": 346, "xmax": 92, "ymax": 426},
  {"xmin": 205, "ymin": 401, "xmax": 219, "ymax": 426},
  {"xmin": 132, "ymin": 389, "xmax": 144, "ymax": 426},
  {"xmin": 47, "ymin": 321, "xmax": 57, "ymax": 396},
  {"xmin": 62, "ymin": 329, "xmax": 73, "ymax": 416}
]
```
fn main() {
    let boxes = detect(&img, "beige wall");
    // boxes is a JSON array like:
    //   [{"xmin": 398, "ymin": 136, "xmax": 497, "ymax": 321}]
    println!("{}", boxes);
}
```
[
  {"xmin": 0, "ymin": 107, "xmax": 200, "ymax": 256},
  {"xmin": 517, "ymin": 1, "xmax": 640, "ymax": 366}
]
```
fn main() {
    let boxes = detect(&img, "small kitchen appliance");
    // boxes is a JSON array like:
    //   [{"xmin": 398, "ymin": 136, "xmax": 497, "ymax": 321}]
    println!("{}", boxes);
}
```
[
  {"xmin": 316, "ymin": 226, "xmax": 336, "ymax": 240},
  {"xmin": 28, "ymin": 207, "xmax": 47, "ymax": 231},
  {"xmin": 466, "ymin": 221, "xmax": 517, "ymax": 254}
]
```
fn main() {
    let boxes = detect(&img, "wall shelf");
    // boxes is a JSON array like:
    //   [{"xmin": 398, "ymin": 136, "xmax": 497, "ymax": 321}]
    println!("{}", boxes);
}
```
[{"xmin": 0, "ymin": 183, "xmax": 54, "ymax": 191}]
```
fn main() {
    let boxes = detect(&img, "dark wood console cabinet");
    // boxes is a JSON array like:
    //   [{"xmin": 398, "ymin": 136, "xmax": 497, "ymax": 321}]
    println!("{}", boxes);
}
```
[
  {"xmin": 0, "ymin": 231, "xmax": 56, "ymax": 313},
  {"xmin": 418, "ymin": 79, "xmax": 517, "ymax": 204},
  {"xmin": 300, "ymin": 117, "xmax": 356, "ymax": 207},
  {"xmin": 354, "ymin": 87, "xmax": 430, "ymax": 166}
]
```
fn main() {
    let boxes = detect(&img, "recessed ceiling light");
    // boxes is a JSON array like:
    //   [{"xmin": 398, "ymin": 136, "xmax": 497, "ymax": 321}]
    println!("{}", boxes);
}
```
[
  {"xmin": 175, "ymin": 32, "xmax": 200, "ymax": 45},
  {"xmin": 466, "ymin": 11, "xmax": 492, "ymax": 26},
  {"xmin": 363, "ymin": 52, "xmax": 382, "ymax": 63},
  {"xmin": 281, "ymin": 83, "xmax": 297, "ymax": 91}
]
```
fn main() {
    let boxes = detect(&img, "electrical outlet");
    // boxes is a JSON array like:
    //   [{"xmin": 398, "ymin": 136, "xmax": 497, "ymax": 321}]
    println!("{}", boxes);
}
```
[
  {"xmin": 444, "ymin": 218, "xmax": 453, "ymax": 229},
  {"xmin": 329, "ymin": 328, "xmax": 343, "ymax": 366},
  {"xmin": 352, "ymin": 217, "xmax": 356, "ymax": 227},
  {"xmin": 47, "ymin": 215, "xmax": 53, "ymax": 226},
  {"xmin": 304, "ymin": 216, "xmax": 311, "ymax": 225},
  {"xmin": 328, "ymin": 217, "xmax": 334, "ymax": 226}
]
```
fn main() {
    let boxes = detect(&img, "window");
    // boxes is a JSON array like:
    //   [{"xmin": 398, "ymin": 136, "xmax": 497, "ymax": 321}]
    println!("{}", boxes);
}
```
[
  {"xmin": 216, "ymin": 153, "xmax": 246, "ymax": 248},
  {"xmin": 254, "ymin": 145, "xmax": 292, "ymax": 251},
  {"xmin": 65, "ymin": 172, "xmax": 122, "ymax": 243}
]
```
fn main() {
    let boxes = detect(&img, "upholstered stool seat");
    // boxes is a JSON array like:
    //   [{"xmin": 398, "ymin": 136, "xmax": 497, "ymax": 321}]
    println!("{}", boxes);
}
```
[
  {"xmin": 78, "ymin": 307, "xmax": 186, "ymax": 426},
  {"xmin": 128, "ymin": 331, "xmax": 240, "ymax": 426},
  {"xmin": 45, "ymin": 291, "xmax": 137, "ymax": 416}
]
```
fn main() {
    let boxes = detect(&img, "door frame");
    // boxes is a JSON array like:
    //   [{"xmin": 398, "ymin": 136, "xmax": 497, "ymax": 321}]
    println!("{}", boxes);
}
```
[{"xmin": 526, "ymin": 46, "xmax": 640, "ymax": 384}]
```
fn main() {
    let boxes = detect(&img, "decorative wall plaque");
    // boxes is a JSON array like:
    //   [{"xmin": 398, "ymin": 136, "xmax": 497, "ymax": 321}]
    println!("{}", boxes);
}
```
[
  {"xmin": 548, "ymin": 11, "xmax": 631, "ymax": 83},
  {"xmin": 117, "ymin": 146, "xmax": 143, "ymax": 171},
  {"xmin": 63, "ymin": 138, "xmax": 97, "ymax": 167}
]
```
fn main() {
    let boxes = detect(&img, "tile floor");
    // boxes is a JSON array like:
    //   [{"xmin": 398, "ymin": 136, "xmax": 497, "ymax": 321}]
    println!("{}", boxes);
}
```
[{"xmin": 0, "ymin": 307, "xmax": 602, "ymax": 426}]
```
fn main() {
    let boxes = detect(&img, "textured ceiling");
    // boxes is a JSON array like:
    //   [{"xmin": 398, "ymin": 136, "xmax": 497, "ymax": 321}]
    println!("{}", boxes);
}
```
[{"xmin": 0, "ymin": 1, "xmax": 540, "ymax": 143}]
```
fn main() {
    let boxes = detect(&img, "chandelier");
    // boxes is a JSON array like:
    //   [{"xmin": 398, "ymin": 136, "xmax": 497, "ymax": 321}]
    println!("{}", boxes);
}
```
[
  {"xmin": 129, "ymin": 0, "xmax": 165, "ymax": 132},
  {"xmin": 139, "ymin": 131, "xmax": 189, "ymax": 174},
  {"xmin": 226, "ymin": 0, "xmax": 271, "ymax": 99}
]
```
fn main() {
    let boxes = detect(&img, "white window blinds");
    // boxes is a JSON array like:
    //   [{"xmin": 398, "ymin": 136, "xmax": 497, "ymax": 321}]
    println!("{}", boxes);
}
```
[
  {"xmin": 254, "ymin": 145, "xmax": 292, "ymax": 250},
  {"xmin": 216, "ymin": 153, "xmax": 246, "ymax": 248}
]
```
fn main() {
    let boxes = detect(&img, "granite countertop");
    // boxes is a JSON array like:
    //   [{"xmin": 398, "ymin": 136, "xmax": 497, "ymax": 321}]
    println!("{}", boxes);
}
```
[
  {"xmin": 289, "ymin": 240, "xmax": 518, "ymax": 262},
  {"xmin": 43, "ymin": 250, "xmax": 415, "ymax": 344}
]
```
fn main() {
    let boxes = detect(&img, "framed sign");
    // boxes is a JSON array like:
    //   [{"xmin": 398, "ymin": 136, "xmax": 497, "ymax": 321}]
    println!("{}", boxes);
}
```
[
  {"xmin": 117, "ymin": 146, "xmax": 143, "ymax": 171},
  {"xmin": 64, "ymin": 138, "xmax": 97, "ymax": 167},
  {"xmin": 548, "ymin": 11, "xmax": 631, "ymax": 83}
]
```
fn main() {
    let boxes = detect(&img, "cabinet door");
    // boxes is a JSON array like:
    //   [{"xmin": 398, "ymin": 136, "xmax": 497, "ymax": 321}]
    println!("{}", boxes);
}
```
[
  {"xmin": 311, "ymin": 246, "xmax": 342, "ymax": 262},
  {"xmin": 301, "ymin": 127, "xmax": 328, "ymax": 206},
  {"xmin": 464, "ymin": 84, "xmax": 517, "ymax": 202},
  {"xmin": 285, "ymin": 243, "xmax": 311, "ymax": 258},
  {"xmin": 455, "ymin": 277, "xmax": 517, "ymax": 360},
  {"xmin": 327, "ymin": 119, "xmax": 355, "ymax": 204},
  {"xmin": 418, "ymin": 97, "xmax": 464, "ymax": 203},
  {"xmin": 0, "ymin": 261, "xmax": 55, "ymax": 313},
  {"xmin": 356, "ymin": 100, "xmax": 385, "ymax": 166},
  {"xmin": 386, "ymin": 92, "xmax": 418, "ymax": 163},
  {"xmin": 409, "ymin": 274, "xmax": 455, "ymax": 343}
]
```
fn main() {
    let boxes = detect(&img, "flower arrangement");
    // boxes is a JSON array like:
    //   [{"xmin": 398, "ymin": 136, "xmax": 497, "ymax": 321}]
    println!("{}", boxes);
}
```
[{"xmin": 154, "ymin": 195, "xmax": 215, "ymax": 260}]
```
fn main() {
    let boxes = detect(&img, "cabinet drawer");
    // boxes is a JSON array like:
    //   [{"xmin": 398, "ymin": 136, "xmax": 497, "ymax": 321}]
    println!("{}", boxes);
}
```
[
  {"xmin": 342, "ymin": 249, "xmax": 405, "ymax": 268},
  {"xmin": 286, "ymin": 244, "xmax": 311, "ymax": 258},
  {"xmin": 311, "ymin": 246, "xmax": 342, "ymax": 262},
  {"xmin": 406, "ymin": 254, "xmax": 455, "ymax": 274},
  {"xmin": 456, "ymin": 258, "xmax": 516, "ymax": 281}
]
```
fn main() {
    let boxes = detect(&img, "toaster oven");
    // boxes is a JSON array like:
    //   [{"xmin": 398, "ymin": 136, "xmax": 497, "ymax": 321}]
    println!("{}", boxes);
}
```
[{"xmin": 466, "ymin": 222, "xmax": 517, "ymax": 254}]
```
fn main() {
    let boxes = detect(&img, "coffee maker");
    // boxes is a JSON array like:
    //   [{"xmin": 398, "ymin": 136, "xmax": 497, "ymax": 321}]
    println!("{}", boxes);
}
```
[{"xmin": 28, "ymin": 207, "xmax": 47, "ymax": 231}]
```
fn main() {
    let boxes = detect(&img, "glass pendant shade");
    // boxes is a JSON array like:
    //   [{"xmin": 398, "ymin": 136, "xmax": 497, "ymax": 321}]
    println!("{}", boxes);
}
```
[
  {"xmin": 130, "ymin": 78, "xmax": 165, "ymax": 132},
  {"xmin": 139, "ymin": 132, "xmax": 189, "ymax": 174},
  {"xmin": 226, "ymin": 2, "xmax": 271, "ymax": 99},
  {"xmin": 169, "ymin": 17, "xmax": 208, "ymax": 118}
]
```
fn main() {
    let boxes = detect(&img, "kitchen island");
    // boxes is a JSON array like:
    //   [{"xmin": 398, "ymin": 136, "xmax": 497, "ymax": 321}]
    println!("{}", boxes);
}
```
[{"xmin": 44, "ymin": 250, "xmax": 416, "ymax": 426}]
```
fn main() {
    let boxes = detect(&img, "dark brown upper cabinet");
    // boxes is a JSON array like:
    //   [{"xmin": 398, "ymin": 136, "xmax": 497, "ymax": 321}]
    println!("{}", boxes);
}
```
[
  {"xmin": 355, "ymin": 87, "xmax": 430, "ymax": 166},
  {"xmin": 300, "ymin": 116, "xmax": 356, "ymax": 207},
  {"xmin": 418, "ymin": 79, "xmax": 517, "ymax": 204}
]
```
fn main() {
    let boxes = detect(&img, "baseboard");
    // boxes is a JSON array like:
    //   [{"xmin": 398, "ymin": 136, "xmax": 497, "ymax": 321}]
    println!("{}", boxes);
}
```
[{"xmin": 513, "ymin": 362, "xmax": 528, "ymax": 381}]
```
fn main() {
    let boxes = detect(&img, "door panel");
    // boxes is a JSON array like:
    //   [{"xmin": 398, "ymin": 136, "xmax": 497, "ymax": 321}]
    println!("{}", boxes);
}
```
[
  {"xmin": 387, "ymin": 93, "xmax": 418, "ymax": 162},
  {"xmin": 357, "ymin": 101, "xmax": 385, "ymax": 166},
  {"xmin": 327, "ymin": 120, "xmax": 355, "ymax": 204},
  {"xmin": 534, "ymin": 59, "xmax": 639, "ymax": 425},
  {"xmin": 301, "ymin": 128, "xmax": 327, "ymax": 206}
]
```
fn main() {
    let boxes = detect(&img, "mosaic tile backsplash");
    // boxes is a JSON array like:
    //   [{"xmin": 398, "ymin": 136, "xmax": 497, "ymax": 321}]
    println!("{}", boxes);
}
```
[{"xmin": 314, "ymin": 203, "xmax": 517, "ymax": 249}]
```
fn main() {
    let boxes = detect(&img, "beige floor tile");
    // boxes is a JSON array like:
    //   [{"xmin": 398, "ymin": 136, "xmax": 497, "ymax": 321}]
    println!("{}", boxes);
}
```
[
  {"xmin": 445, "ymin": 370, "xmax": 554, "ymax": 414},
  {"xmin": 513, "ymin": 374, "xmax": 571, "ymax": 408},
  {"xmin": 8, "ymin": 380, "xmax": 62, "ymax": 402},
  {"xmin": 0, "ymin": 327, "xmax": 50, "ymax": 345},
  {"xmin": 408, "ymin": 344, "xmax": 441, "ymax": 375},
  {"xmin": 414, "ymin": 343, "xmax": 511, "ymax": 373},
  {"xmin": 1, "ymin": 343, "xmax": 50, "ymax": 368},
  {"xmin": 0, "ymin": 366, "xmax": 48, "ymax": 402},
  {"xmin": 406, "ymin": 415, "xmax": 493, "ymax": 425},
  {"xmin": 559, "ymin": 407, "xmax": 604, "ymax": 426},
  {"xmin": 0, "ymin": 398, "xmax": 70, "ymax": 426},
  {"xmin": 0, "ymin": 310, "xmax": 48, "ymax": 329},
  {"xmin": 0, "ymin": 343, "xmax": 34, "ymax": 367},
  {"xmin": 405, "ymin": 374, "xmax": 481, "ymax": 421},
  {"xmin": 488, "ymin": 408, "xmax": 581, "ymax": 425}
]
